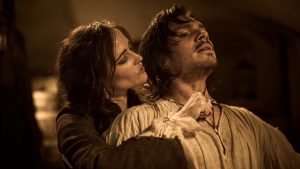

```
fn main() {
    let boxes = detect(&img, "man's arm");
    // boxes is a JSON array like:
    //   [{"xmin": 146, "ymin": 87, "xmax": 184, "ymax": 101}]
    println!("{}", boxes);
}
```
[{"xmin": 234, "ymin": 106, "xmax": 300, "ymax": 168}]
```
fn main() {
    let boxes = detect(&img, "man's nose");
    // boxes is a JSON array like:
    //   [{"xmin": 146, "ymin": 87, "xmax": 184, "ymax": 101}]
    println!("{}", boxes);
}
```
[{"xmin": 195, "ymin": 30, "xmax": 209, "ymax": 43}]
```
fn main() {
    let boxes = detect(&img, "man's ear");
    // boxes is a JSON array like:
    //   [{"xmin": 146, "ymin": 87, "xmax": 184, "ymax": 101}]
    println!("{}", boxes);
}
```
[
  {"xmin": 162, "ymin": 56, "xmax": 180, "ymax": 74},
  {"xmin": 162, "ymin": 56, "xmax": 175, "ymax": 70}
]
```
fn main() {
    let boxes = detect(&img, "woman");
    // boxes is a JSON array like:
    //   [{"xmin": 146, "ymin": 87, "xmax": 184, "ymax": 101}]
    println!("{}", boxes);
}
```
[
  {"xmin": 56, "ymin": 19, "xmax": 147, "ymax": 132},
  {"xmin": 55, "ymin": 20, "xmax": 206, "ymax": 169}
]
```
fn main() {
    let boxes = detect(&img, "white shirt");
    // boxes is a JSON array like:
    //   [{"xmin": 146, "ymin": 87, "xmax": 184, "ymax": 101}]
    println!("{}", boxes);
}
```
[{"xmin": 104, "ymin": 99, "xmax": 300, "ymax": 169}]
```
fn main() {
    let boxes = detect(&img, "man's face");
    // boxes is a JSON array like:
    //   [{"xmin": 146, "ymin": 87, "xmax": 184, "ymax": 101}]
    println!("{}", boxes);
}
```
[{"xmin": 167, "ymin": 14, "xmax": 217, "ymax": 80}]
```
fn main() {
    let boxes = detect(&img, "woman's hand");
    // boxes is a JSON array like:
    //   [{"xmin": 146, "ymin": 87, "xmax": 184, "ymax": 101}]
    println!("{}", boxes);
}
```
[
  {"xmin": 173, "ymin": 92, "xmax": 212, "ymax": 120},
  {"xmin": 141, "ymin": 92, "xmax": 212, "ymax": 138}
]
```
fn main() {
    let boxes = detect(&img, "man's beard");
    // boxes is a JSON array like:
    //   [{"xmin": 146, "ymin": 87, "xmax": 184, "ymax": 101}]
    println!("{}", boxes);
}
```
[{"xmin": 181, "ymin": 59, "xmax": 218, "ymax": 81}]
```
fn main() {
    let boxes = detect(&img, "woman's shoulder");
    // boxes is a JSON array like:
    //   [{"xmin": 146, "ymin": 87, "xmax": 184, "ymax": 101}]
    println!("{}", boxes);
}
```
[{"xmin": 56, "ymin": 104, "xmax": 93, "ymax": 126}]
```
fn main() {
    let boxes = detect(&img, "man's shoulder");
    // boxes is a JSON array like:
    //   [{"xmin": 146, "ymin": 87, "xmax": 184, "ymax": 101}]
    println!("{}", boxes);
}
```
[
  {"xmin": 127, "ymin": 102, "xmax": 158, "ymax": 113},
  {"xmin": 222, "ymin": 104, "xmax": 250, "ymax": 114},
  {"xmin": 105, "ymin": 101, "xmax": 163, "ymax": 145},
  {"xmin": 222, "ymin": 103, "xmax": 254, "ymax": 119},
  {"xmin": 125, "ymin": 99, "xmax": 174, "ymax": 116},
  {"xmin": 222, "ymin": 103, "xmax": 266, "ymax": 126},
  {"xmin": 111, "ymin": 100, "xmax": 172, "ymax": 130},
  {"xmin": 115, "ymin": 102, "xmax": 159, "ymax": 121}
]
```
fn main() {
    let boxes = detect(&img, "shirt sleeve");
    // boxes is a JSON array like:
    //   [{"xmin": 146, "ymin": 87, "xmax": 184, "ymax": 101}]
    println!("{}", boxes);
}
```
[{"xmin": 234, "ymin": 106, "xmax": 300, "ymax": 168}]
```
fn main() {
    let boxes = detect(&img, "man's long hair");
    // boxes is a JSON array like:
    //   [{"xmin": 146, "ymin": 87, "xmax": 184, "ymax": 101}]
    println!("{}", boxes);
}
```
[{"xmin": 139, "ymin": 5, "xmax": 190, "ymax": 100}]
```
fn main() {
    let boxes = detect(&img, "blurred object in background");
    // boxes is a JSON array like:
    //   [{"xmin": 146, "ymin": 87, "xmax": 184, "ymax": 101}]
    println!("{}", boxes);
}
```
[
  {"xmin": 32, "ymin": 76, "xmax": 64, "ymax": 169},
  {"xmin": 0, "ymin": 0, "xmax": 43, "ymax": 168}
]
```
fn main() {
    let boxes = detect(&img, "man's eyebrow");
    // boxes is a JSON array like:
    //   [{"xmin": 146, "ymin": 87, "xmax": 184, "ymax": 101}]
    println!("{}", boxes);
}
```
[{"xmin": 175, "ymin": 21, "xmax": 204, "ymax": 30}]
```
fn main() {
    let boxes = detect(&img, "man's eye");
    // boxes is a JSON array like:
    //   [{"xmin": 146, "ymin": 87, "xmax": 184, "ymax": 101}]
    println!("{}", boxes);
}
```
[{"xmin": 177, "ymin": 32, "xmax": 191, "ymax": 38}]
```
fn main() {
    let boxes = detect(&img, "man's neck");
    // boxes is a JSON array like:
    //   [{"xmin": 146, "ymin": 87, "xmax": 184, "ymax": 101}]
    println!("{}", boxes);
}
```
[{"xmin": 163, "ymin": 78, "xmax": 208, "ymax": 104}]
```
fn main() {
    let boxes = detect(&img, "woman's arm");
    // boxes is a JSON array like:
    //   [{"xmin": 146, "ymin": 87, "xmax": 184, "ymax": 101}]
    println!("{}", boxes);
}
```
[{"xmin": 56, "ymin": 111, "xmax": 189, "ymax": 169}]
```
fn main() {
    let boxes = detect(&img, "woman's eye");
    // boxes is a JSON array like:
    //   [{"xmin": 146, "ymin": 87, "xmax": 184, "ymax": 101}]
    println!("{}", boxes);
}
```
[{"xmin": 117, "ymin": 55, "xmax": 128, "ymax": 65}]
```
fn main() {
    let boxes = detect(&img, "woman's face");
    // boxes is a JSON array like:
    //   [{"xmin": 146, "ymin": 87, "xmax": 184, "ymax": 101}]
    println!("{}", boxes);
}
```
[{"xmin": 111, "ymin": 29, "xmax": 148, "ymax": 93}]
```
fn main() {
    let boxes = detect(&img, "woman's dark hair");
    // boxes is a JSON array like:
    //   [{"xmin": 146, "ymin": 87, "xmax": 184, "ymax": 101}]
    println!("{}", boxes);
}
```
[
  {"xmin": 139, "ymin": 4, "xmax": 191, "ymax": 100},
  {"xmin": 55, "ymin": 20, "xmax": 140, "ymax": 133}
]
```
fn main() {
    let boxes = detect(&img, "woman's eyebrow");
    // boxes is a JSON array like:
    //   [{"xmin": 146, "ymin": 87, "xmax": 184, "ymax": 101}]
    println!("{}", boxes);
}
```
[{"xmin": 115, "ymin": 49, "xmax": 127, "ymax": 62}]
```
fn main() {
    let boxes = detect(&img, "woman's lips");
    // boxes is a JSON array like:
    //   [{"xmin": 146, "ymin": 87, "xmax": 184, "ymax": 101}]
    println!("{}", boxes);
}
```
[{"xmin": 138, "ymin": 66, "xmax": 145, "ymax": 74}]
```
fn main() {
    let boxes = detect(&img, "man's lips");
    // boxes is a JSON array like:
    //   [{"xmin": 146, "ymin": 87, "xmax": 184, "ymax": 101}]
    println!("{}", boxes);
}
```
[{"xmin": 196, "ymin": 43, "xmax": 213, "ymax": 53}]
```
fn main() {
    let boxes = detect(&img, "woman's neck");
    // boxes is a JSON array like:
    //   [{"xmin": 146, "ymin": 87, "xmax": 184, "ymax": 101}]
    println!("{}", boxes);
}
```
[{"xmin": 111, "ymin": 91, "xmax": 128, "ymax": 112}]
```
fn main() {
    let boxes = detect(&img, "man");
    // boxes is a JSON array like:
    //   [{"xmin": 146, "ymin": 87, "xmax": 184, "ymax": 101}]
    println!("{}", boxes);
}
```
[{"xmin": 104, "ymin": 4, "xmax": 300, "ymax": 169}]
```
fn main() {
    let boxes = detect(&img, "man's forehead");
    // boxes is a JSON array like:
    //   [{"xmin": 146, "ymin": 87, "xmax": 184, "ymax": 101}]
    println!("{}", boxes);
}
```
[
  {"xmin": 177, "ymin": 13, "xmax": 194, "ymax": 22},
  {"xmin": 168, "ymin": 15, "xmax": 204, "ymax": 31}
]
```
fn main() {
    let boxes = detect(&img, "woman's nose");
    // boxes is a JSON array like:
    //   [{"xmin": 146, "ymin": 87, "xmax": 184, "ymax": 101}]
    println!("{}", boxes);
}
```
[{"xmin": 134, "ymin": 53, "xmax": 143, "ymax": 65}]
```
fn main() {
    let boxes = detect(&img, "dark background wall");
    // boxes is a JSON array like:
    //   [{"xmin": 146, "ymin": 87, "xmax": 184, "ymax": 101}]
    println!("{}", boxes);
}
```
[{"xmin": 1, "ymin": 0, "xmax": 299, "ymax": 168}]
